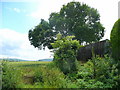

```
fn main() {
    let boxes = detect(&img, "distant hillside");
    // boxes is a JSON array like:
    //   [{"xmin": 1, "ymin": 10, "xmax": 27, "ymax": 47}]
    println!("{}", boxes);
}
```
[
  {"xmin": 38, "ymin": 58, "xmax": 53, "ymax": 62},
  {"xmin": 0, "ymin": 58, "xmax": 28, "ymax": 62},
  {"xmin": 0, "ymin": 58, "xmax": 53, "ymax": 62}
]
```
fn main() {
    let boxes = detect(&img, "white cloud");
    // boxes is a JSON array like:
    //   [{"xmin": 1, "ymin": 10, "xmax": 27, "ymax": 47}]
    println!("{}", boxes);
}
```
[
  {"xmin": 13, "ymin": 8, "xmax": 21, "ymax": 13},
  {"xmin": 0, "ymin": 28, "xmax": 53, "ymax": 60},
  {"xmin": 27, "ymin": 0, "xmax": 72, "ymax": 20},
  {"xmin": 6, "ymin": 7, "xmax": 26, "ymax": 13}
]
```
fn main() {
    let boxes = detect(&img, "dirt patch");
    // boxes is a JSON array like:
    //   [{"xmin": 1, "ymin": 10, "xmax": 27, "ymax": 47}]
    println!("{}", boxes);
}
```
[{"xmin": 23, "ymin": 75, "xmax": 34, "ymax": 84}]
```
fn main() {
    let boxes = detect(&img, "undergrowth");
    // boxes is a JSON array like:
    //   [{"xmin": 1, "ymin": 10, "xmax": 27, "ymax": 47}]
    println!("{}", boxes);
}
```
[{"xmin": 1, "ymin": 56, "xmax": 120, "ymax": 88}]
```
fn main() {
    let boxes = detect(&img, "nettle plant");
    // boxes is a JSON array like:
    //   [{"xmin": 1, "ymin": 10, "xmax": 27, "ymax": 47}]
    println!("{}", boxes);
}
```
[{"xmin": 51, "ymin": 34, "xmax": 80, "ymax": 74}]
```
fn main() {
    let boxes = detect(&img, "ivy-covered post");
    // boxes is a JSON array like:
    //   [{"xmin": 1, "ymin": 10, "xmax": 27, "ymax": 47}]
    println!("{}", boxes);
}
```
[{"xmin": 91, "ymin": 46, "xmax": 96, "ymax": 79}]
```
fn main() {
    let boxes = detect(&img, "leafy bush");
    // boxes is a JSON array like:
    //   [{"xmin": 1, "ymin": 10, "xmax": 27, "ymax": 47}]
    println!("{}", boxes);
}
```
[
  {"xmin": 34, "ymin": 63, "xmax": 67, "ymax": 88},
  {"xmin": 2, "ymin": 56, "xmax": 119, "ymax": 88},
  {"xmin": 51, "ymin": 34, "xmax": 80, "ymax": 74},
  {"xmin": 110, "ymin": 19, "xmax": 120, "ymax": 61},
  {"xmin": 76, "ymin": 55, "xmax": 119, "ymax": 88},
  {"xmin": 2, "ymin": 61, "xmax": 22, "ymax": 89}
]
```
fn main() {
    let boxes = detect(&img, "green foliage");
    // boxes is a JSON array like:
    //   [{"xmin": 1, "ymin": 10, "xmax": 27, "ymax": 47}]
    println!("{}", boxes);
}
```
[
  {"xmin": 2, "ymin": 61, "xmax": 22, "ymax": 89},
  {"xmin": 34, "ymin": 62, "xmax": 67, "ymax": 88},
  {"xmin": 110, "ymin": 19, "xmax": 120, "ymax": 61},
  {"xmin": 1, "ymin": 57, "xmax": 119, "ymax": 88},
  {"xmin": 51, "ymin": 34, "xmax": 80, "ymax": 74},
  {"xmin": 28, "ymin": 19, "xmax": 55, "ymax": 49},
  {"xmin": 28, "ymin": 1, "xmax": 104, "ymax": 50},
  {"xmin": 50, "ymin": 1, "xmax": 104, "ymax": 44},
  {"xmin": 76, "ymin": 55, "xmax": 119, "ymax": 88},
  {"xmin": 33, "ymin": 62, "xmax": 80, "ymax": 88}
]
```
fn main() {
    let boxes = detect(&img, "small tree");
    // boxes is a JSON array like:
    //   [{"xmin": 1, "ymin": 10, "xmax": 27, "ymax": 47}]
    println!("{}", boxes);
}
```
[
  {"xmin": 110, "ymin": 19, "xmax": 120, "ymax": 61},
  {"xmin": 51, "ymin": 34, "xmax": 80, "ymax": 74}
]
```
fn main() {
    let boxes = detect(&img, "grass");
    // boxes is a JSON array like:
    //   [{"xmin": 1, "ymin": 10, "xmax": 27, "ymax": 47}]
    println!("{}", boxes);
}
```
[
  {"xmin": 2, "ymin": 61, "xmax": 52, "ymax": 88},
  {"xmin": 8, "ymin": 61, "xmax": 50, "ymax": 66}
]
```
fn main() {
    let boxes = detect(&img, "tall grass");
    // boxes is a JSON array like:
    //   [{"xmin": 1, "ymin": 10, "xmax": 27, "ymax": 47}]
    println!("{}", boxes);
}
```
[{"xmin": 1, "ymin": 60, "xmax": 51, "ymax": 88}]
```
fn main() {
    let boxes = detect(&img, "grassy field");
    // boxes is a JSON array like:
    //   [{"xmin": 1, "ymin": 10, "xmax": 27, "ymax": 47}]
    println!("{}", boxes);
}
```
[
  {"xmin": 8, "ymin": 61, "xmax": 50, "ymax": 66},
  {"xmin": 2, "ymin": 61, "xmax": 53, "ymax": 88}
]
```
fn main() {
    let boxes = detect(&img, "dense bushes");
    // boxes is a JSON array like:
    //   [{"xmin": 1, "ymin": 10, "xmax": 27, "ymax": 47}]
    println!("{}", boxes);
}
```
[
  {"xmin": 33, "ymin": 62, "xmax": 67, "ymax": 88},
  {"xmin": 33, "ymin": 62, "xmax": 79, "ymax": 88},
  {"xmin": 110, "ymin": 19, "xmax": 120, "ymax": 61},
  {"xmin": 51, "ymin": 34, "xmax": 80, "ymax": 74},
  {"xmin": 2, "ymin": 56, "xmax": 120, "ymax": 88},
  {"xmin": 33, "ymin": 55, "xmax": 119, "ymax": 88},
  {"xmin": 76, "ymin": 55, "xmax": 119, "ymax": 88}
]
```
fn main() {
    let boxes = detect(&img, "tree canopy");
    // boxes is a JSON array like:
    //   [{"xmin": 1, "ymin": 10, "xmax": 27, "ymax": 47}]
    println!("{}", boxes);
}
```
[
  {"xmin": 28, "ymin": 1, "xmax": 105, "ymax": 50},
  {"xmin": 28, "ymin": 19, "xmax": 55, "ymax": 49}
]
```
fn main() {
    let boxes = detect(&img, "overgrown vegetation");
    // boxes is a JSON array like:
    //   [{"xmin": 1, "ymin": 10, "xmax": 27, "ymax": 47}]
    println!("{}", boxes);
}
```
[
  {"xmin": 1, "ymin": 54, "xmax": 120, "ymax": 88},
  {"xmin": 2, "ymin": 61, "xmax": 22, "ymax": 89},
  {"xmin": 76, "ymin": 55, "xmax": 119, "ymax": 88},
  {"xmin": 51, "ymin": 34, "xmax": 80, "ymax": 74}
]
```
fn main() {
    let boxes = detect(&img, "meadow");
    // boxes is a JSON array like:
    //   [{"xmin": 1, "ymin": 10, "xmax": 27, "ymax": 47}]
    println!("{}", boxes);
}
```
[{"xmin": 1, "ymin": 61, "xmax": 52, "ymax": 88}]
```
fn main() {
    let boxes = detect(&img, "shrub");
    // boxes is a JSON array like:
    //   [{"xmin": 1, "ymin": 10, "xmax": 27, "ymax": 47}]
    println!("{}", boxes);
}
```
[
  {"xmin": 76, "ymin": 56, "xmax": 119, "ymax": 88},
  {"xmin": 34, "ymin": 63, "xmax": 67, "ymax": 88},
  {"xmin": 110, "ymin": 19, "xmax": 120, "ymax": 61},
  {"xmin": 51, "ymin": 34, "xmax": 80, "ymax": 74},
  {"xmin": 2, "ymin": 61, "xmax": 22, "ymax": 89}
]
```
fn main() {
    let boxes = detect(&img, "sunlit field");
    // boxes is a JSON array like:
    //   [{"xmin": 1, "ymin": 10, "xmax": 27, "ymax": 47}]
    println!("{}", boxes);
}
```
[
  {"xmin": 8, "ymin": 61, "xmax": 50, "ymax": 66},
  {"xmin": 1, "ymin": 61, "xmax": 53, "ymax": 88}
]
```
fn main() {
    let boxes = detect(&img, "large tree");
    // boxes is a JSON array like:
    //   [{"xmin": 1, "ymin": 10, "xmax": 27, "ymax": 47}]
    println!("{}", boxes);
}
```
[{"xmin": 28, "ymin": 1, "xmax": 105, "ymax": 50}]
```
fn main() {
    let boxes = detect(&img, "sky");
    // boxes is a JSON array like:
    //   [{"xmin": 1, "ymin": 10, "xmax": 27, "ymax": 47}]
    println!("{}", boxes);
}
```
[{"xmin": 0, "ymin": 0, "xmax": 119, "ymax": 60}]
